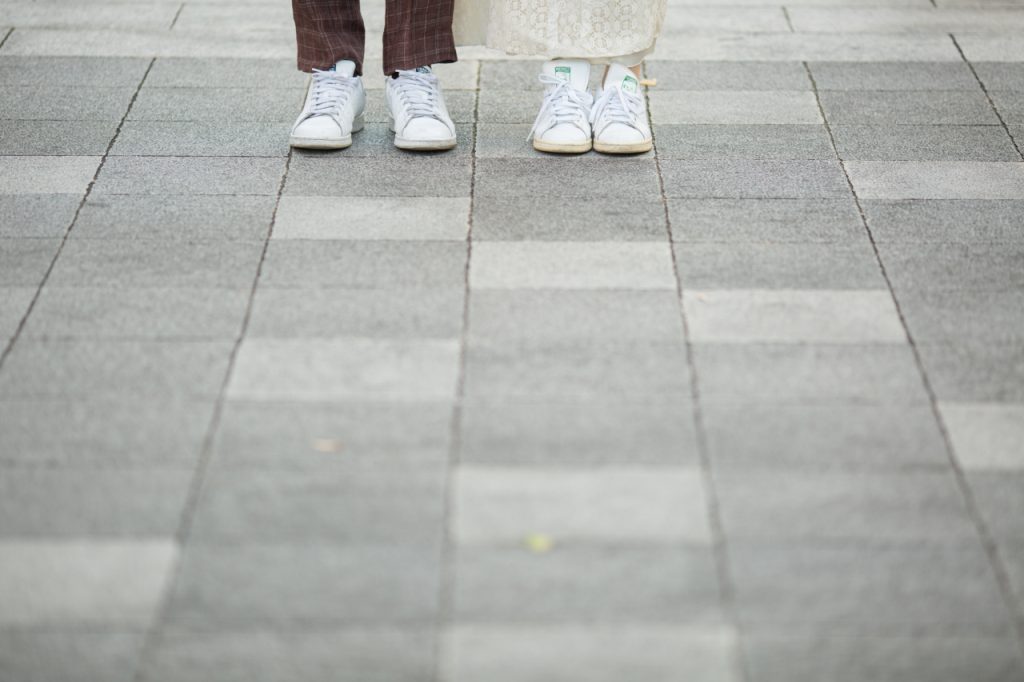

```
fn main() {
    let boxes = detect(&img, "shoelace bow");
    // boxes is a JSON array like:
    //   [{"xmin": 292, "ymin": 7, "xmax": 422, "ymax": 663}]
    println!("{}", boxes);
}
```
[
  {"xmin": 392, "ymin": 70, "xmax": 443, "ymax": 119},
  {"xmin": 590, "ymin": 84, "xmax": 644, "ymax": 132},
  {"xmin": 528, "ymin": 74, "xmax": 594, "ymax": 140},
  {"xmin": 303, "ymin": 69, "xmax": 357, "ymax": 121}
]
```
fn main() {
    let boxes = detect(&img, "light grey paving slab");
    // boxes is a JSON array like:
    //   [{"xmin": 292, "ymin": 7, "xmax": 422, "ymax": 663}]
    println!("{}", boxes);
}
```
[
  {"xmin": 683, "ymin": 289, "xmax": 905, "ymax": 343},
  {"xmin": 918, "ymin": 342, "xmax": 1024, "ymax": 402},
  {"xmin": 0, "ymin": 631, "xmax": 142, "ymax": 682},
  {"xmin": 862, "ymin": 199, "xmax": 1024, "ymax": 242},
  {"xmin": 227, "ymin": 338, "xmax": 461, "ymax": 402},
  {"xmin": 654, "ymin": 124, "xmax": 833, "ymax": 160},
  {"xmin": 284, "ymin": 156, "xmax": 472, "ymax": 197},
  {"xmin": 73, "ymin": 194, "xmax": 275, "ymax": 241},
  {"xmin": 470, "ymin": 242, "xmax": 676, "ymax": 290},
  {"xmin": 0, "ymin": 155, "xmax": 100, "ymax": 194},
  {"xmin": 167, "ymin": 545, "xmax": 440, "ymax": 627},
  {"xmin": 974, "ymin": 62, "xmax": 1024, "ymax": 90},
  {"xmin": 110, "ymin": 121, "xmax": 289, "ymax": 156},
  {"xmin": 478, "ymin": 60, "xmax": 549, "ymax": 91},
  {"xmin": 703, "ymin": 403, "xmax": 949, "ymax": 470},
  {"xmin": 259, "ymin": 240, "xmax": 467, "ymax": 289},
  {"xmin": 791, "ymin": 7, "xmax": 1024, "ymax": 32},
  {"xmin": 0, "ymin": 84, "xmax": 136, "ymax": 120},
  {"xmin": 647, "ymin": 32, "xmax": 962, "ymax": 62},
  {"xmin": 144, "ymin": 629, "xmax": 435, "ymax": 682},
  {"xmin": 818, "ymin": 90, "xmax": 998, "ymax": 125},
  {"xmin": 453, "ymin": 467, "xmax": 711, "ymax": 545},
  {"xmin": 847, "ymin": 161, "xmax": 1024, "ymax": 199},
  {"xmin": 0, "ymin": 194, "xmax": 79, "ymax": 238},
  {"xmin": 879, "ymin": 241, "xmax": 1024, "ymax": 291},
  {"xmin": 675, "ymin": 242, "xmax": 884, "ymax": 290},
  {"xmin": 0, "ymin": 56, "xmax": 150, "ymax": 86},
  {"xmin": 832, "ymin": 124, "xmax": 1020, "ymax": 161},
  {"xmin": 692, "ymin": 343, "xmax": 930, "ymax": 404},
  {"xmin": 443, "ymin": 626, "xmax": 741, "ymax": 682},
  {"xmin": 661, "ymin": 6, "xmax": 792, "ymax": 32},
  {"xmin": 0, "ymin": 119, "xmax": 119, "ymax": 155},
  {"xmin": 669, "ymin": 198, "xmax": 864, "ymax": 243},
  {"xmin": 145, "ymin": 57, "xmax": 305, "ymax": 88},
  {"xmin": 660, "ymin": 160, "xmax": 850, "ymax": 198},
  {"xmin": 92, "ymin": 156, "xmax": 286, "ymax": 195},
  {"xmin": 0, "ymin": 2, "xmax": 180, "ymax": 29},
  {"xmin": 0, "ymin": 238, "xmax": 59, "ymax": 286},
  {"xmin": 943, "ymin": 402, "xmax": 1024, "ymax": 471},
  {"xmin": 649, "ymin": 90, "xmax": 822, "ymax": 124},
  {"xmin": 475, "ymin": 123, "xmax": 653, "ymax": 160},
  {"xmin": 273, "ymin": 196, "xmax": 469, "ymax": 240},
  {"xmin": 454, "ymin": 546, "xmax": 724, "ymax": 623},
  {"xmin": 0, "ymin": 540, "xmax": 177, "ymax": 625},
  {"xmin": 807, "ymin": 61, "xmax": 980, "ymax": 90},
  {"xmin": 967, "ymin": 473, "xmax": 1024, "ymax": 544},
  {"xmin": 472, "ymin": 196, "xmax": 667, "ymax": 241},
  {"xmin": 459, "ymin": 400, "xmax": 698, "ymax": 467},
  {"xmin": 956, "ymin": 35, "xmax": 1024, "ymax": 62},
  {"xmin": 0, "ymin": 287, "xmax": 33, "ymax": 341},
  {"xmin": 0, "ymin": 469, "xmax": 191, "ymax": 536},
  {"xmin": 644, "ymin": 61, "xmax": 810, "ymax": 90},
  {"xmin": 127, "ymin": 86, "xmax": 304, "ymax": 122},
  {"xmin": 898, "ymin": 289, "xmax": 1024, "ymax": 344},
  {"xmin": 991, "ymin": 89, "xmax": 1024, "ymax": 124},
  {"xmin": 474, "ymin": 158, "xmax": 662, "ymax": 198}
]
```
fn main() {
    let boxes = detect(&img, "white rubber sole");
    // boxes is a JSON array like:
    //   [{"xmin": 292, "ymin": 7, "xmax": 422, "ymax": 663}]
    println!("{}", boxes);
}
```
[
  {"xmin": 533, "ymin": 138, "xmax": 593, "ymax": 155},
  {"xmin": 289, "ymin": 114, "xmax": 365, "ymax": 150},
  {"xmin": 594, "ymin": 138, "xmax": 654, "ymax": 155},
  {"xmin": 389, "ymin": 119, "xmax": 457, "ymax": 151}
]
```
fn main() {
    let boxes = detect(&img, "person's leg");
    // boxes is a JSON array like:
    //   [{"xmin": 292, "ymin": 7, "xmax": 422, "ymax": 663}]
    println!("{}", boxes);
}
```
[
  {"xmin": 292, "ymin": 0, "xmax": 366, "ymax": 74},
  {"xmin": 382, "ymin": 0, "xmax": 457, "ymax": 75}
]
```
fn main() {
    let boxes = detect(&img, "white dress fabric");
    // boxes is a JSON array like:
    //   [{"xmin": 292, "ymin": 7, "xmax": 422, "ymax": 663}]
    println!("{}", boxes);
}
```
[{"xmin": 453, "ymin": 0, "xmax": 668, "ymax": 65}]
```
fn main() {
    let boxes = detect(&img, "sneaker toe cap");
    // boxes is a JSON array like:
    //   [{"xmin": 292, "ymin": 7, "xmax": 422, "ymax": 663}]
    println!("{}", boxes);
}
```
[
  {"xmin": 402, "ymin": 117, "xmax": 453, "ymax": 141},
  {"xmin": 598, "ymin": 123, "xmax": 646, "ymax": 145},
  {"xmin": 539, "ymin": 123, "xmax": 590, "ymax": 145},
  {"xmin": 293, "ymin": 115, "xmax": 344, "ymax": 139}
]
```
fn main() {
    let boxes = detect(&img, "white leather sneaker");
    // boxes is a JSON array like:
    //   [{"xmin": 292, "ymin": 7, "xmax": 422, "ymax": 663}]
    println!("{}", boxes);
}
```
[
  {"xmin": 386, "ymin": 66, "xmax": 457, "ymax": 151},
  {"xmin": 529, "ymin": 60, "xmax": 594, "ymax": 154},
  {"xmin": 290, "ymin": 60, "xmax": 366, "ymax": 150},
  {"xmin": 591, "ymin": 63, "xmax": 653, "ymax": 155}
]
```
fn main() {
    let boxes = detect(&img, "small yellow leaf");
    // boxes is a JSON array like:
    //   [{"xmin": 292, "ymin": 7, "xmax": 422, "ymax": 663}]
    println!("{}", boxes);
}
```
[{"xmin": 525, "ymin": 534, "xmax": 554, "ymax": 553}]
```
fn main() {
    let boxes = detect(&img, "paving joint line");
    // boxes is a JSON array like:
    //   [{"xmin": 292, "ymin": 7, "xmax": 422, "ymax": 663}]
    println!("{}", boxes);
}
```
[
  {"xmin": 643, "ymin": 63, "xmax": 752, "ymax": 682},
  {"xmin": 0, "ymin": 27, "xmax": 13, "ymax": 51},
  {"xmin": 169, "ymin": 3, "xmax": 185, "ymax": 30},
  {"xmin": 804, "ymin": 60, "xmax": 1024, "ymax": 659},
  {"xmin": 781, "ymin": 6, "xmax": 796, "ymax": 33},
  {"xmin": 949, "ymin": 33, "xmax": 1024, "ymax": 161}
]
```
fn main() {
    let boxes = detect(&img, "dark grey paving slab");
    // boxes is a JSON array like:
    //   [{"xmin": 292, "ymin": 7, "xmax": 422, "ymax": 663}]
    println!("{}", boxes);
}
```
[
  {"xmin": 73, "ymin": 194, "xmax": 275, "ymax": 241},
  {"xmin": 273, "ymin": 195, "xmax": 469, "ymax": 240},
  {"xmin": 649, "ymin": 91, "xmax": 822, "ymax": 125},
  {"xmin": 453, "ymin": 546, "xmax": 723, "ymax": 623},
  {"xmin": 898, "ymin": 289, "xmax": 1024, "ymax": 344},
  {"xmin": 0, "ymin": 287, "xmax": 33, "ymax": 341},
  {"xmin": 0, "ymin": 194, "xmax": 79, "ymax": 238},
  {"xmin": 259, "ymin": 241, "xmax": 467, "ymax": 289},
  {"xmin": 991, "ymin": 90, "xmax": 1024, "ymax": 124},
  {"xmin": 660, "ymin": 160, "xmax": 850, "ymax": 198},
  {"xmin": 807, "ymin": 61, "xmax": 980, "ymax": 90},
  {"xmin": 832, "ymin": 124, "xmax": 1020, "ymax": 161},
  {"xmin": 879, "ymin": 241, "xmax": 1024, "ymax": 291},
  {"xmin": 110, "ymin": 121, "xmax": 290, "ymax": 157},
  {"xmin": 968, "ymin": 473, "xmax": 1024, "ymax": 545},
  {"xmin": 0, "ymin": 56, "xmax": 150, "ymax": 86},
  {"xmin": 166, "ymin": 545, "xmax": 440, "ymax": 627},
  {"xmin": 654, "ymin": 124, "xmax": 834, "ymax": 160},
  {"xmin": 703, "ymin": 403, "xmax": 948, "ymax": 470},
  {"xmin": 92, "ymin": 156, "xmax": 286, "ymax": 195},
  {"xmin": 1005, "ymin": 550, "xmax": 1024, "ymax": 615},
  {"xmin": 475, "ymin": 123, "xmax": 652, "ymax": 160},
  {"xmin": 974, "ymin": 62, "xmax": 1024, "ymax": 90},
  {"xmin": 0, "ymin": 238, "xmax": 60, "ymax": 286},
  {"xmin": 0, "ymin": 469, "xmax": 190, "ymax": 536},
  {"xmin": 0, "ymin": 119, "xmax": 119, "ymax": 155},
  {"xmin": 917, "ymin": 342, "xmax": 1024, "ymax": 402},
  {"xmin": 847, "ymin": 161, "xmax": 1024, "ymax": 200},
  {"xmin": 863, "ymin": 199, "xmax": 1024, "ymax": 242},
  {"xmin": 475, "ymin": 158, "xmax": 662, "ymax": 198},
  {"xmin": 818, "ymin": 90, "xmax": 999, "ymax": 125},
  {"xmin": 645, "ymin": 61, "xmax": 810, "ymax": 90},
  {"xmin": 127, "ymin": 86, "xmax": 304, "ymax": 122},
  {"xmin": 472, "ymin": 196, "xmax": 666, "ymax": 241},
  {"xmin": 284, "ymin": 155, "xmax": 471, "ymax": 197},
  {"xmin": 478, "ymin": 60, "xmax": 548, "ymax": 90},
  {"xmin": 145, "ymin": 57, "xmax": 305, "ymax": 88},
  {"xmin": 477, "ymin": 89, "xmax": 548, "ymax": 124},
  {"xmin": 0, "ymin": 85, "xmax": 136, "ymax": 120},
  {"xmin": 669, "ymin": 198, "xmax": 863, "ymax": 243},
  {"xmin": 0, "ymin": 631, "xmax": 142, "ymax": 682}
]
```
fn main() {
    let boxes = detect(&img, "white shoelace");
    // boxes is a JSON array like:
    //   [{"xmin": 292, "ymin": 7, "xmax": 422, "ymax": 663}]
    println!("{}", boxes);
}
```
[
  {"xmin": 391, "ymin": 70, "xmax": 443, "ymax": 120},
  {"xmin": 302, "ymin": 69, "xmax": 358, "ymax": 121},
  {"xmin": 590, "ymin": 84, "xmax": 645, "ymax": 132},
  {"xmin": 528, "ymin": 74, "xmax": 594, "ymax": 140}
]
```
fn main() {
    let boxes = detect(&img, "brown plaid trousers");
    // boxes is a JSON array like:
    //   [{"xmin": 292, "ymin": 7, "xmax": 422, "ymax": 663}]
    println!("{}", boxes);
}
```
[{"xmin": 292, "ymin": 0, "xmax": 457, "ymax": 75}]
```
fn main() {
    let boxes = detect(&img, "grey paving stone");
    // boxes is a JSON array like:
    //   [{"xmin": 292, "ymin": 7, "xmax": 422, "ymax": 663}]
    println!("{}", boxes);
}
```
[
  {"xmin": 0, "ymin": 3, "xmax": 179, "ymax": 30},
  {"xmin": 167, "ymin": 545, "xmax": 440, "ymax": 627},
  {"xmin": 847, "ymin": 161, "xmax": 1024, "ymax": 199},
  {"xmin": 654, "ymin": 124, "xmax": 834, "ymax": 160},
  {"xmin": 0, "ymin": 56, "xmax": 150, "ymax": 86},
  {"xmin": 273, "ymin": 196, "xmax": 469, "ymax": 240},
  {"xmin": 259, "ymin": 241, "xmax": 467, "ymax": 289},
  {"xmin": 0, "ymin": 469, "xmax": 191, "ymax": 536},
  {"xmin": 730, "ymin": 544, "xmax": 1010, "ymax": 632},
  {"xmin": 917, "ymin": 342, "xmax": 1024, "ymax": 402},
  {"xmin": 969, "ymin": 473, "xmax": 1024, "ymax": 545},
  {"xmin": 0, "ymin": 540, "xmax": 178, "ymax": 625},
  {"xmin": 944, "ymin": 403, "xmax": 1024, "ymax": 471},
  {"xmin": 862, "ymin": 199, "xmax": 1024, "ymax": 242},
  {"xmin": 807, "ymin": 61, "xmax": 980, "ymax": 90},
  {"xmin": 143, "ymin": 629, "xmax": 435, "ymax": 682},
  {"xmin": 675, "ymin": 242, "xmax": 884, "ymax": 289},
  {"xmin": 1006, "ymin": 550, "xmax": 1024, "ymax": 615},
  {"xmin": 660, "ymin": 160, "xmax": 850, "ymax": 198},
  {"xmin": 454, "ymin": 546, "xmax": 724, "ymax": 623},
  {"xmin": 474, "ymin": 158, "xmax": 662, "ymax": 198},
  {"xmin": 110, "ymin": 121, "xmax": 290, "ymax": 156},
  {"xmin": 832, "ymin": 124, "xmax": 1020, "ymax": 161},
  {"xmin": 459, "ymin": 400, "xmax": 699, "ymax": 467},
  {"xmin": 0, "ymin": 238, "xmax": 59, "ymax": 286},
  {"xmin": 92, "ymin": 156, "xmax": 286, "ymax": 195},
  {"xmin": 0, "ymin": 84, "xmax": 136, "ymax": 120},
  {"xmin": 145, "ymin": 57, "xmax": 305, "ymax": 88},
  {"xmin": 472, "ymin": 196, "xmax": 667, "ymax": 242},
  {"xmin": 0, "ymin": 155, "xmax": 100, "ymax": 194},
  {"xmin": 0, "ymin": 194, "xmax": 79, "ymax": 238},
  {"xmin": 645, "ymin": 61, "xmax": 810, "ymax": 90},
  {"xmin": 477, "ymin": 89, "xmax": 547, "ymax": 123},
  {"xmin": 478, "ymin": 60, "xmax": 549, "ymax": 91},
  {"xmin": 0, "ymin": 631, "xmax": 142, "ymax": 682},
  {"xmin": 190, "ymin": 469, "xmax": 445, "ymax": 544},
  {"xmin": 648, "ymin": 90, "xmax": 821, "ymax": 125},
  {"xmin": 475, "ymin": 123, "xmax": 653, "ymax": 160},
  {"xmin": 73, "ymin": 194, "xmax": 275, "ymax": 241},
  {"xmin": 692, "ymin": 343, "xmax": 930, "ymax": 404},
  {"xmin": 879, "ymin": 241, "xmax": 1024, "ymax": 291},
  {"xmin": 669, "ymin": 198, "xmax": 864, "ymax": 243},
  {"xmin": 284, "ymin": 156, "xmax": 471, "ymax": 197},
  {"xmin": 818, "ymin": 90, "xmax": 998, "ymax": 125},
  {"xmin": 0, "ymin": 287, "xmax": 33, "ymax": 341},
  {"xmin": 127, "ymin": 86, "xmax": 304, "ymax": 122},
  {"xmin": 974, "ymin": 62, "xmax": 1024, "ymax": 90},
  {"xmin": 24, "ymin": 286, "xmax": 249, "ymax": 338},
  {"xmin": 0, "ymin": 119, "xmax": 119, "ymax": 155},
  {"xmin": 703, "ymin": 403, "xmax": 948, "ymax": 470},
  {"xmin": 791, "ymin": 6, "xmax": 1024, "ymax": 32},
  {"xmin": 899, "ymin": 289, "xmax": 1024, "ymax": 345},
  {"xmin": 991, "ymin": 90, "xmax": 1024, "ymax": 124}
]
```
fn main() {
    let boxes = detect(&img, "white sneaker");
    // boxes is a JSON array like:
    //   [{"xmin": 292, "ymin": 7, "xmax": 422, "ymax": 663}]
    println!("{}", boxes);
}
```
[
  {"xmin": 591, "ymin": 63, "xmax": 652, "ymax": 155},
  {"xmin": 290, "ymin": 60, "xmax": 366, "ymax": 150},
  {"xmin": 530, "ymin": 60, "xmax": 594, "ymax": 154},
  {"xmin": 386, "ymin": 66, "xmax": 457, "ymax": 151}
]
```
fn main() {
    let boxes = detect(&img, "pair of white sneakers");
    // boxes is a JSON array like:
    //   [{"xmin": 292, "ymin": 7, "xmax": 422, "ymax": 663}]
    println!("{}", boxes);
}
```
[
  {"xmin": 290, "ymin": 60, "xmax": 457, "ymax": 151},
  {"xmin": 530, "ymin": 60, "xmax": 653, "ymax": 155}
]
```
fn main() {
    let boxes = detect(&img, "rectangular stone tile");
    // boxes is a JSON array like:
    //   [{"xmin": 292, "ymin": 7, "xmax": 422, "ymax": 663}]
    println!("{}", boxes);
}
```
[
  {"xmin": 807, "ymin": 61, "xmax": 980, "ymax": 90},
  {"xmin": 899, "ymin": 289, "xmax": 1024, "ymax": 344},
  {"xmin": 92, "ymin": 156, "xmax": 285, "ymax": 195},
  {"xmin": 127, "ymin": 86, "xmax": 304, "ymax": 122},
  {"xmin": 0, "ymin": 540, "xmax": 177, "ymax": 625},
  {"xmin": 273, "ymin": 196, "xmax": 469, "ymax": 240},
  {"xmin": 662, "ymin": 6, "xmax": 792, "ymax": 32},
  {"xmin": 669, "ymin": 198, "xmax": 864, "ymax": 243},
  {"xmin": 647, "ymin": 33, "xmax": 961, "ymax": 62},
  {"xmin": 0, "ymin": 238, "xmax": 59, "ymax": 286},
  {"xmin": 476, "ymin": 88, "xmax": 546, "ymax": 124},
  {"xmin": 0, "ymin": 469, "xmax": 190, "ymax": 536},
  {"xmin": 919, "ymin": 342, "xmax": 1024, "ymax": 402},
  {"xmin": 863, "ymin": 199, "xmax": 1024, "ymax": 242},
  {"xmin": 0, "ymin": 194, "xmax": 79, "ymax": 238},
  {"xmin": 0, "ymin": 2, "xmax": 180, "ymax": 29},
  {"xmin": 956, "ymin": 35, "xmax": 1024, "ymax": 62},
  {"xmin": 703, "ymin": 403, "xmax": 948, "ymax": 470},
  {"xmin": 790, "ymin": 7, "xmax": 1024, "ymax": 32},
  {"xmin": 974, "ymin": 62, "xmax": 1024, "ymax": 90},
  {"xmin": 470, "ymin": 242, "xmax": 676, "ymax": 290},
  {"xmin": 880, "ymin": 241, "xmax": 1024, "ymax": 291},
  {"xmin": 167, "ymin": 545, "xmax": 440, "ymax": 627},
  {"xmin": 833, "ymin": 124, "xmax": 1020, "ymax": 161},
  {"xmin": 110, "ymin": 121, "xmax": 289, "ymax": 157},
  {"xmin": 0, "ymin": 631, "xmax": 142, "ymax": 682},
  {"xmin": 454, "ymin": 546, "xmax": 724, "ymax": 623},
  {"xmin": 443, "ymin": 626, "xmax": 740, "ymax": 682},
  {"xmin": 259, "ymin": 241, "xmax": 467, "ymax": 289},
  {"xmin": 472, "ymin": 196, "xmax": 667, "ymax": 242},
  {"xmin": 943, "ymin": 403, "xmax": 1024, "ymax": 471},
  {"xmin": 477, "ymin": 60, "xmax": 551, "ymax": 91},
  {"xmin": 675, "ymin": 242, "xmax": 884, "ymax": 289},
  {"xmin": 0, "ymin": 84, "xmax": 136, "ymax": 120},
  {"xmin": 475, "ymin": 123, "xmax": 653, "ymax": 160},
  {"xmin": 660, "ymin": 160, "xmax": 850, "ymax": 198},
  {"xmin": 460, "ymin": 400, "xmax": 698, "ymax": 467},
  {"xmin": 0, "ymin": 119, "xmax": 119, "ymax": 155},
  {"xmin": 693, "ymin": 343, "xmax": 930, "ymax": 404},
  {"xmin": 819, "ymin": 90, "xmax": 997, "ymax": 125},
  {"xmin": 649, "ymin": 91, "xmax": 822, "ymax": 124},
  {"xmin": 0, "ymin": 287, "xmax": 33, "ymax": 340},
  {"xmin": 0, "ymin": 56, "xmax": 150, "ymax": 86},
  {"xmin": 228, "ymin": 338, "xmax": 460, "ymax": 402},
  {"xmin": 644, "ymin": 61, "xmax": 810, "ymax": 90},
  {"xmin": 145, "ymin": 57, "xmax": 305, "ymax": 88},
  {"xmin": 991, "ymin": 89, "xmax": 1024, "ymax": 124},
  {"xmin": 967, "ymin": 473, "xmax": 1024, "ymax": 544},
  {"xmin": 0, "ymin": 155, "xmax": 100, "ymax": 194},
  {"xmin": 654, "ymin": 124, "xmax": 833, "ymax": 160},
  {"xmin": 475, "ymin": 158, "xmax": 662, "ymax": 198},
  {"xmin": 684, "ymin": 289, "xmax": 904, "ymax": 343},
  {"xmin": 284, "ymin": 156, "xmax": 472, "ymax": 197},
  {"xmin": 847, "ymin": 161, "xmax": 1024, "ymax": 199},
  {"xmin": 73, "ymin": 195, "xmax": 275, "ymax": 241}
]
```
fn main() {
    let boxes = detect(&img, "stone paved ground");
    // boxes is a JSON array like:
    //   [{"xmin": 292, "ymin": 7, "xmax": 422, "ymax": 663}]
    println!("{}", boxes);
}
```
[{"xmin": 2, "ymin": 0, "xmax": 1024, "ymax": 680}]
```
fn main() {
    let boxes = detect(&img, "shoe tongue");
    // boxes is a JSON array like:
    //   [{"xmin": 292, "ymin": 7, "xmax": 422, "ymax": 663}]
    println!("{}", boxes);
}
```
[
  {"xmin": 605, "ymin": 63, "xmax": 639, "ymax": 94},
  {"xmin": 544, "ymin": 60, "xmax": 589, "ymax": 91},
  {"xmin": 328, "ymin": 60, "xmax": 357, "ymax": 77}
]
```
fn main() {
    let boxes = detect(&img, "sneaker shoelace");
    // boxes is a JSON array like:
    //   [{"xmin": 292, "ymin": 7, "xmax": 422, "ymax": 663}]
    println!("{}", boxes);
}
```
[
  {"xmin": 392, "ymin": 70, "xmax": 444, "ymax": 120},
  {"xmin": 302, "ymin": 69, "xmax": 358, "ymax": 122},
  {"xmin": 528, "ymin": 74, "xmax": 594, "ymax": 140},
  {"xmin": 590, "ymin": 84, "xmax": 645, "ymax": 132}
]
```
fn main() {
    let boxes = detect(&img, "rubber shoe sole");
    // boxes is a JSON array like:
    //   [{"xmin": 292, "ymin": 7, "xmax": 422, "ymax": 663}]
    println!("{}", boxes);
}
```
[
  {"xmin": 289, "ymin": 114, "xmax": 364, "ymax": 150},
  {"xmin": 594, "ymin": 138, "xmax": 653, "ymax": 155},
  {"xmin": 533, "ymin": 138, "xmax": 593, "ymax": 154}
]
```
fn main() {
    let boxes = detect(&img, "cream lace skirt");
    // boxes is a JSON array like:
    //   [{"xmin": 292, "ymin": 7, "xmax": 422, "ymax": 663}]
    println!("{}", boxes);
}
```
[{"xmin": 453, "ymin": 0, "xmax": 668, "ymax": 64}]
